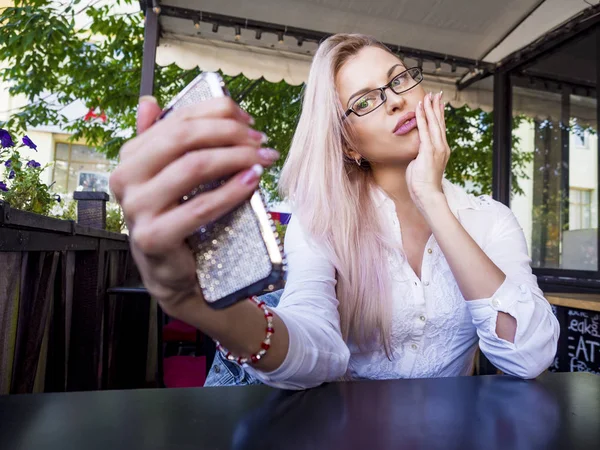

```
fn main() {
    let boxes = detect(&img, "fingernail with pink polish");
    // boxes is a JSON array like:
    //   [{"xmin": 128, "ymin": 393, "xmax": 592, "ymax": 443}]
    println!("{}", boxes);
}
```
[
  {"xmin": 248, "ymin": 129, "xmax": 262, "ymax": 141},
  {"xmin": 258, "ymin": 148, "xmax": 280, "ymax": 162},
  {"xmin": 248, "ymin": 129, "xmax": 268, "ymax": 143},
  {"xmin": 240, "ymin": 109, "xmax": 255, "ymax": 125},
  {"xmin": 139, "ymin": 95, "xmax": 158, "ymax": 105},
  {"xmin": 241, "ymin": 164, "xmax": 264, "ymax": 185}
]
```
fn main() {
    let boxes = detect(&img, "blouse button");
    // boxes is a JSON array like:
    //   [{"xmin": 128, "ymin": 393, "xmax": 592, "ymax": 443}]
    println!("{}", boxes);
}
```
[
  {"xmin": 519, "ymin": 284, "xmax": 527, "ymax": 294},
  {"xmin": 427, "ymin": 248, "xmax": 433, "ymax": 254},
  {"xmin": 491, "ymin": 298, "xmax": 501, "ymax": 309},
  {"xmin": 419, "ymin": 315, "xmax": 426, "ymax": 322},
  {"xmin": 423, "ymin": 281, "xmax": 430, "ymax": 287},
  {"xmin": 411, "ymin": 344, "xmax": 418, "ymax": 351}
]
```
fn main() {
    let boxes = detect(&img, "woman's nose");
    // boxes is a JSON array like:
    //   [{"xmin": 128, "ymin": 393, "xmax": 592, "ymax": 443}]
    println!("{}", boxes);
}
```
[{"xmin": 385, "ymin": 88, "xmax": 406, "ymax": 113}]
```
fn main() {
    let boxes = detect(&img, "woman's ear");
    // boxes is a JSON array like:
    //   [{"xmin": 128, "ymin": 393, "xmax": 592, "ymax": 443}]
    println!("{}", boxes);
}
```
[
  {"xmin": 346, "ymin": 148, "xmax": 362, "ymax": 163},
  {"xmin": 340, "ymin": 119, "xmax": 362, "ymax": 163},
  {"xmin": 342, "ymin": 143, "xmax": 362, "ymax": 164}
]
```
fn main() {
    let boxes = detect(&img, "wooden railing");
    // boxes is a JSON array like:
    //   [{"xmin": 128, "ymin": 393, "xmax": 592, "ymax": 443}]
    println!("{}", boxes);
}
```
[{"xmin": 0, "ymin": 194, "xmax": 149, "ymax": 394}]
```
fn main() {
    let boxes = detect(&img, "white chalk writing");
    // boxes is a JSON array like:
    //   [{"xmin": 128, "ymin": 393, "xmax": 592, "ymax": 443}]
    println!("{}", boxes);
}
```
[
  {"xmin": 568, "ymin": 317, "xmax": 600, "ymax": 338},
  {"xmin": 565, "ymin": 309, "xmax": 600, "ymax": 374},
  {"xmin": 569, "ymin": 357, "xmax": 600, "ymax": 375}
]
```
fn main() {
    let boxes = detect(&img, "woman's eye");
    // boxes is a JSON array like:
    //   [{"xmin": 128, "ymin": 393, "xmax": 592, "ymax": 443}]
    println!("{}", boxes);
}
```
[
  {"xmin": 355, "ymin": 98, "xmax": 374, "ymax": 110},
  {"xmin": 392, "ymin": 75, "xmax": 407, "ymax": 87}
]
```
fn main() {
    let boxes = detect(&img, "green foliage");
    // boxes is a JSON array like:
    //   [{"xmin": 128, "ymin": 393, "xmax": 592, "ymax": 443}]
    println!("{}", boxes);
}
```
[
  {"xmin": 444, "ymin": 104, "xmax": 533, "ymax": 197},
  {"xmin": 0, "ymin": 0, "xmax": 144, "ymax": 159},
  {"xmin": 1, "ymin": 0, "xmax": 533, "ymax": 205},
  {"xmin": 232, "ymin": 77, "xmax": 303, "ymax": 202},
  {"xmin": 51, "ymin": 198, "xmax": 77, "ymax": 221},
  {"xmin": 106, "ymin": 202, "xmax": 125, "ymax": 233},
  {"xmin": 275, "ymin": 221, "xmax": 288, "ymax": 243},
  {"xmin": 0, "ymin": 130, "xmax": 59, "ymax": 215}
]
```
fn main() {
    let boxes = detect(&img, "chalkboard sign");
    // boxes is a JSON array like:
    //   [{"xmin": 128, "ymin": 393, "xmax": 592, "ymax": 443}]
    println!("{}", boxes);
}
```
[{"xmin": 550, "ymin": 305, "xmax": 600, "ymax": 375}]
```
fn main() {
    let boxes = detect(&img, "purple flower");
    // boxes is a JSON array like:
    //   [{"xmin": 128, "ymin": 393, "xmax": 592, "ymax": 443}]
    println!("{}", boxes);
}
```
[
  {"xmin": 8, "ymin": 170, "xmax": 15, "ymax": 179},
  {"xmin": 0, "ymin": 181, "xmax": 7, "ymax": 192},
  {"xmin": 3, "ymin": 160, "xmax": 11, "ymax": 168},
  {"xmin": 0, "ymin": 129, "xmax": 14, "ymax": 148},
  {"xmin": 22, "ymin": 135, "xmax": 37, "ymax": 151},
  {"xmin": 26, "ymin": 160, "xmax": 41, "ymax": 168},
  {"xmin": 54, "ymin": 194, "xmax": 61, "ymax": 203}
]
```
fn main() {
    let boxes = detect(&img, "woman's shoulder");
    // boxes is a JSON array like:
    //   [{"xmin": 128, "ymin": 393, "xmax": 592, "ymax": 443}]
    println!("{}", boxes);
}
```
[
  {"xmin": 442, "ymin": 180, "xmax": 519, "ymax": 245},
  {"xmin": 283, "ymin": 212, "xmax": 335, "ymax": 261},
  {"xmin": 442, "ymin": 179, "xmax": 510, "ymax": 216}
]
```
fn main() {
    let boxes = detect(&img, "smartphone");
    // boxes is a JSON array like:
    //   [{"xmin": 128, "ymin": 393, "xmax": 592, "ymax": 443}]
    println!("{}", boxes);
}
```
[{"xmin": 158, "ymin": 72, "xmax": 286, "ymax": 309}]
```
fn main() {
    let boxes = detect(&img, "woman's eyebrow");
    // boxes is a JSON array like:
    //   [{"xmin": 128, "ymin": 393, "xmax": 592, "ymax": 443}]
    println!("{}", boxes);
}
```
[{"xmin": 347, "ymin": 64, "xmax": 406, "ymax": 106}]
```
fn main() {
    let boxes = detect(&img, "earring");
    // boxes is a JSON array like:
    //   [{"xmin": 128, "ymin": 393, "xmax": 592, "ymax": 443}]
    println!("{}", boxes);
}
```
[{"xmin": 355, "ymin": 158, "xmax": 362, "ymax": 167}]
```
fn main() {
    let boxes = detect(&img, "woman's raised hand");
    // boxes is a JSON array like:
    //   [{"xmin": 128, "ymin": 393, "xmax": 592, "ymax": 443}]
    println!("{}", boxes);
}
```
[{"xmin": 109, "ymin": 96, "xmax": 280, "ymax": 314}]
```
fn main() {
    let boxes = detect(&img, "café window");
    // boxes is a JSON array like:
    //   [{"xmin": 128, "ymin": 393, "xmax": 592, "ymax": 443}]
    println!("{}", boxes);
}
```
[
  {"xmin": 510, "ymin": 27, "xmax": 598, "ymax": 274},
  {"xmin": 52, "ymin": 142, "xmax": 116, "ymax": 195}
]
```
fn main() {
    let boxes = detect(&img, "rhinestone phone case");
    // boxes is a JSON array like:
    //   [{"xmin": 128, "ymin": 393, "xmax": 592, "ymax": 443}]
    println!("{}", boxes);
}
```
[{"xmin": 159, "ymin": 72, "xmax": 286, "ymax": 309}]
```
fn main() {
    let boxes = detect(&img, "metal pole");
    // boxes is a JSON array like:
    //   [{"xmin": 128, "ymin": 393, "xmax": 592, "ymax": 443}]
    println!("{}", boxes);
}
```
[
  {"xmin": 140, "ymin": 7, "xmax": 159, "ymax": 97},
  {"xmin": 560, "ymin": 90, "xmax": 571, "ymax": 237},
  {"xmin": 596, "ymin": 27, "xmax": 600, "ymax": 273},
  {"xmin": 492, "ymin": 71, "xmax": 512, "ymax": 205}
]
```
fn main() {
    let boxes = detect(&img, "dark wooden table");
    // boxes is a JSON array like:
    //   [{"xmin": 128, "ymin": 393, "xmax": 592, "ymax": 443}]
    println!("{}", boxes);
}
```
[{"xmin": 1, "ymin": 372, "xmax": 598, "ymax": 449}]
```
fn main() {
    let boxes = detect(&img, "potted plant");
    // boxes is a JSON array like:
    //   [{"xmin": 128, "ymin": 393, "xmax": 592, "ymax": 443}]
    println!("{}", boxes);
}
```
[{"xmin": 0, "ymin": 128, "xmax": 61, "ymax": 215}]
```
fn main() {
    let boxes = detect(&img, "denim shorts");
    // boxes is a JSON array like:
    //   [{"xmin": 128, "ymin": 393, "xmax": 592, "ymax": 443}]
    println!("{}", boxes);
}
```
[{"xmin": 204, "ymin": 290, "xmax": 283, "ymax": 387}]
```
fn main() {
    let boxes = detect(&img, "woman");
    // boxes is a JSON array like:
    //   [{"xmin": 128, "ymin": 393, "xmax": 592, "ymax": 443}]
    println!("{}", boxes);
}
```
[{"xmin": 111, "ymin": 34, "xmax": 559, "ymax": 390}]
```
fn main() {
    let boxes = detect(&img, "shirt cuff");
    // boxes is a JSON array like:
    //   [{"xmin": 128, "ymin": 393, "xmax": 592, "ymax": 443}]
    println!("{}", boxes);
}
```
[
  {"xmin": 466, "ymin": 277, "xmax": 523, "ymax": 322},
  {"xmin": 466, "ymin": 278, "xmax": 526, "ymax": 345}
]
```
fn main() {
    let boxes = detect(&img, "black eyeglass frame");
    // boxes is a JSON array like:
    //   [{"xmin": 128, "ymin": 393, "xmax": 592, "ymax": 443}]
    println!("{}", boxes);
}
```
[{"xmin": 343, "ymin": 67, "xmax": 424, "ymax": 118}]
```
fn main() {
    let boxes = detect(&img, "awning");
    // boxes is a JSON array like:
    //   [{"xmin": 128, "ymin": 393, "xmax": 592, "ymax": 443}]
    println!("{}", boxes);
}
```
[
  {"xmin": 155, "ymin": 0, "xmax": 589, "ymax": 65},
  {"xmin": 155, "ymin": 36, "xmax": 495, "ymax": 110},
  {"xmin": 146, "ymin": 0, "xmax": 597, "ymax": 124},
  {"xmin": 156, "ymin": 37, "xmax": 312, "ymax": 86}
]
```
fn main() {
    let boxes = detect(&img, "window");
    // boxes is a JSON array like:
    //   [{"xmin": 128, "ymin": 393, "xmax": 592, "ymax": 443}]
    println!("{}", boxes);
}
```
[
  {"xmin": 52, "ymin": 143, "xmax": 116, "ymax": 195},
  {"xmin": 511, "ymin": 93, "xmax": 598, "ymax": 272},
  {"xmin": 569, "ymin": 188, "xmax": 592, "ymax": 230},
  {"xmin": 508, "ymin": 26, "xmax": 600, "ymax": 276}
]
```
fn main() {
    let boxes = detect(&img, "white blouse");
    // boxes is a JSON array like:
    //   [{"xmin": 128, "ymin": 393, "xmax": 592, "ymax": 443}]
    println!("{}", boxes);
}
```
[{"xmin": 247, "ymin": 180, "xmax": 560, "ymax": 390}]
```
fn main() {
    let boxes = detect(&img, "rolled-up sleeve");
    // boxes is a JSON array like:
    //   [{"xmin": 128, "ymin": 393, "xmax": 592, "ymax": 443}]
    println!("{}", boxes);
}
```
[
  {"xmin": 466, "ymin": 202, "xmax": 560, "ymax": 379},
  {"xmin": 245, "ymin": 216, "xmax": 350, "ymax": 390}
]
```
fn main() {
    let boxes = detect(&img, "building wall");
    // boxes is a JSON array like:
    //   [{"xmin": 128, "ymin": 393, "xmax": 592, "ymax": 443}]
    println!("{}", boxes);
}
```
[{"xmin": 570, "ymin": 131, "xmax": 599, "ymax": 229}]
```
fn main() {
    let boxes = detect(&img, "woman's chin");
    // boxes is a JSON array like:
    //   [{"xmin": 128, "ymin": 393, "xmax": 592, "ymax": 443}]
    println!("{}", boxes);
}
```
[
  {"xmin": 380, "ymin": 151, "xmax": 419, "ymax": 167},
  {"xmin": 367, "ymin": 135, "xmax": 420, "ymax": 166},
  {"xmin": 393, "ymin": 137, "xmax": 420, "ymax": 161}
]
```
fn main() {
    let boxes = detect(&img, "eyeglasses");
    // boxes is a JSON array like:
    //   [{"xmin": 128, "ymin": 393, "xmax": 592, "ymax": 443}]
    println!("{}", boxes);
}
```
[{"xmin": 344, "ymin": 67, "xmax": 423, "ymax": 118}]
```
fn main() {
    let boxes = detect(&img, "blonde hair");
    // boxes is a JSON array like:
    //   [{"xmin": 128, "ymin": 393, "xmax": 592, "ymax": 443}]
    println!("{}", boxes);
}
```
[{"xmin": 279, "ymin": 34, "xmax": 397, "ymax": 355}]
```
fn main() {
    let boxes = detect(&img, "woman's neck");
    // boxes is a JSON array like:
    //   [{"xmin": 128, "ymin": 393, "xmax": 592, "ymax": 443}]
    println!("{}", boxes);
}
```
[{"xmin": 371, "ymin": 164, "xmax": 423, "ymax": 221}]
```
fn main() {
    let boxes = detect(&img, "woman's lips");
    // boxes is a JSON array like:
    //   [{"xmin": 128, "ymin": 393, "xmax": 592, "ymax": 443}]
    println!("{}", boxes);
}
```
[{"xmin": 394, "ymin": 117, "xmax": 418, "ymax": 136}]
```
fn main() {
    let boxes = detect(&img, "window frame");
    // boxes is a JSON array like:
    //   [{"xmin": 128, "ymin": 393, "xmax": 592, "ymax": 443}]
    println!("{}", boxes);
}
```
[{"xmin": 52, "ymin": 141, "xmax": 116, "ymax": 195}]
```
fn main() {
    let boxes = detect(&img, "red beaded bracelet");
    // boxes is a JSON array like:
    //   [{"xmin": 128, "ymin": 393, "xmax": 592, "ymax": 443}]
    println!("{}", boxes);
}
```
[{"xmin": 215, "ymin": 296, "xmax": 274, "ymax": 365}]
